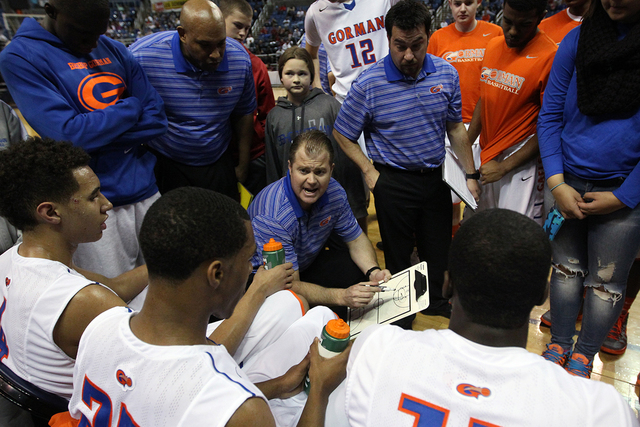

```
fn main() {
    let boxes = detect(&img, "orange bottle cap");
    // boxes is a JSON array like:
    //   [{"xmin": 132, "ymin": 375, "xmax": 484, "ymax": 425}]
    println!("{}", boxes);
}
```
[
  {"xmin": 325, "ymin": 318, "xmax": 350, "ymax": 339},
  {"xmin": 263, "ymin": 238, "xmax": 283, "ymax": 251}
]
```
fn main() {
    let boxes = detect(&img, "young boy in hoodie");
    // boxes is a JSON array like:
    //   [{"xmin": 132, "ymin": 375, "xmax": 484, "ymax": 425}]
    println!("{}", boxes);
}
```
[{"xmin": 264, "ymin": 47, "xmax": 367, "ymax": 229}]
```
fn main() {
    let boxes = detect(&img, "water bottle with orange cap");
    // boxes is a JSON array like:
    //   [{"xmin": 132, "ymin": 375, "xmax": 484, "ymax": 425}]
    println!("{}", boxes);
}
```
[
  {"xmin": 262, "ymin": 238, "xmax": 285, "ymax": 270},
  {"xmin": 304, "ymin": 318, "xmax": 350, "ymax": 394}
]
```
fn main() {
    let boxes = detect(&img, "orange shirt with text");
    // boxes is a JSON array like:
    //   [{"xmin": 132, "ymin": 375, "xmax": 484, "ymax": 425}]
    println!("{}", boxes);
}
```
[
  {"xmin": 427, "ymin": 21, "xmax": 503, "ymax": 122},
  {"xmin": 479, "ymin": 31, "xmax": 557, "ymax": 164}
]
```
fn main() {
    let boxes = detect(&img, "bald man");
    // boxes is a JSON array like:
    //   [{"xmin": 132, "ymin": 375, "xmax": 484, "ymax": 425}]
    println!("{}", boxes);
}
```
[
  {"xmin": 0, "ymin": 0, "xmax": 168, "ymax": 280},
  {"xmin": 130, "ymin": 0, "xmax": 257, "ymax": 200}
]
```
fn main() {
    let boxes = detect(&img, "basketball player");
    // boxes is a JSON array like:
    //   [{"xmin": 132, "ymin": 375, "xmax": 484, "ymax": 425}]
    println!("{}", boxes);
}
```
[
  {"xmin": 69, "ymin": 187, "xmax": 348, "ymax": 426},
  {"xmin": 0, "ymin": 137, "xmax": 295, "ymax": 403},
  {"xmin": 326, "ymin": 209, "xmax": 638, "ymax": 426},
  {"xmin": 466, "ymin": 0, "xmax": 557, "ymax": 224}
]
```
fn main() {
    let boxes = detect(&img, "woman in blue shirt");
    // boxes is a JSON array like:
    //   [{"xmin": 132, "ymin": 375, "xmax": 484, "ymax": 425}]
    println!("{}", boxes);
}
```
[{"xmin": 538, "ymin": 0, "xmax": 640, "ymax": 378}]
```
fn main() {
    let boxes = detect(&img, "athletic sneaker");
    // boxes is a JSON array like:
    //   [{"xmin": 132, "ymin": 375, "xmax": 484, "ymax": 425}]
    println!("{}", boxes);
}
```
[
  {"xmin": 565, "ymin": 352, "xmax": 593, "ymax": 379},
  {"xmin": 539, "ymin": 309, "xmax": 582, "ymax": 327},
  {"xmin": 600, "ymin": 310, "xmax": 628, "ymax": 355},
  {"xmin": 542, "ymin": 343, "xmax": 569, "ymax": 367}
]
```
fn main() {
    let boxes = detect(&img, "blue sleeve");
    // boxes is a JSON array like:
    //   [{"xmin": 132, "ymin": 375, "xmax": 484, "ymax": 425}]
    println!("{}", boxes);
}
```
[
  {"xmin": 233, "ymin": 58, "xmax": 257, "ymax": 116},
  {"xmin": 537, "ymin": 28, "xmax": 578, "ymax": 179},
  {"xmin": 0, "ymin": 45, "xmax": 166, "ymax": 154},
  {"xmin": 117, "ymin": 50, "xmax": 168, "ymax": 143},
  {"xmin": 334, "ymin": 79, "xmax": 369, "ymax": 142},
  {"xmin": 614, "ymin": 162, "xmax": 640, "ymax": 209},
  {"xmin": 332, "ymin": 183, "xmax": 363, "ymax": 243},
  {"xmin": 447, "ymin": 66, "xmax": 463, "ymax": 123}
]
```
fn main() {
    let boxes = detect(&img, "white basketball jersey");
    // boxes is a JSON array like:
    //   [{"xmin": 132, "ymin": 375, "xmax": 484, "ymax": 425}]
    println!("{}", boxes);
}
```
[
  {"xmin": 0, "ymin": 245, "xmax": 111, "ymax": 399},
  {"xmin": 342, "ymin": 325, "xmax": 638, "ymax": 427},
  {"xmin": 305, "ymin": 0, "xmax": 399, "ymax": 102},
  {"xmin": 70, "ymin": 307, "xmax": 265, "ymax": 427}
]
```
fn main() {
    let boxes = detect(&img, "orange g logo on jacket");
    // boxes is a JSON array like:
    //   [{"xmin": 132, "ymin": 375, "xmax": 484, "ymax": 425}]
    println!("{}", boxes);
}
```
[{"xmin": 77, "ymin": 72, "xmax": 127, "ymax": 111}]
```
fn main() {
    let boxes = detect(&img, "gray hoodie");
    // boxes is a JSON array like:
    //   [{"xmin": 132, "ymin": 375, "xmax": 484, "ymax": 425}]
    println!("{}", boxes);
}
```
[{"xmin": 265, "ymin": 88, "xmax": 367, "ymax": 217}]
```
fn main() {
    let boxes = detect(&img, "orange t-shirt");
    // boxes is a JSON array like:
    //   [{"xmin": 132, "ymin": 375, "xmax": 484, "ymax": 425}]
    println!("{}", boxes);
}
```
[
  {"xmin": 427, "ymin": 21, "xmax": 503, "ymax": 122},
  {"xmin": 479, "ymin": 31, "xmax": 557, "ymax": 165},
  {"xmin": 539, "ymin": 9, "xmax": 582, "ymax": 44}
]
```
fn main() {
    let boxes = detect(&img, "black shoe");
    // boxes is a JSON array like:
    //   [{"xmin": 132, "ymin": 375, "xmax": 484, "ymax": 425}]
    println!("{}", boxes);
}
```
[
  {"xmin": 376, "ymin": 241, "xmax": 384, "ymax": 250},
  {"xmin": 421, "ymin": 303, "xmax": 452, "ymax": 319}
]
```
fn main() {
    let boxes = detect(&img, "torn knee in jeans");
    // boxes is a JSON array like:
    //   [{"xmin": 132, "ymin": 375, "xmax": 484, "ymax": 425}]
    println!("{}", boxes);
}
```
[
  {"xmin": 552, "ymin": 262, "xmax": 586, "ymax": 278},
  {"xmin": 589, "ymin": 285, "xmax": 622, "ymax": 304}
]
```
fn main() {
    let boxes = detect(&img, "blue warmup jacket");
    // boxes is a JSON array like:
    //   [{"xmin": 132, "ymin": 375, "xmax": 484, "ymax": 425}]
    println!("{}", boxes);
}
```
[{"xmin": 0, "ymin": 18, "xmax": 168, "ymax": 206}]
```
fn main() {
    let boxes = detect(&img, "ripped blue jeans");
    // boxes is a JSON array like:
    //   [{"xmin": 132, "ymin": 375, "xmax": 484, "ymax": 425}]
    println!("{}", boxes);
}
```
[{"xmin": 548, "ymin": 173, "xmax": 640, "ymax": 359}]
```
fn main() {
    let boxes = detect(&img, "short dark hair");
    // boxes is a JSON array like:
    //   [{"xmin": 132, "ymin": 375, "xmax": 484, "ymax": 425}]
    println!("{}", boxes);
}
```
[
  {"xmin": 288, "ymin": 130, "xmax": 334, "ymax": 166},
  {"xmin": 278, "ymin": 46, "xmax": 315, "ymax": 84},
  {"xmin": 140, "ymin": 187, "xmax": 250, "ymax": 281},
  {"xmin": 385, "ymin": 0, "xmax": 432, "ymax": 39},
  {"xmin": 448, "ymin": 209, "xmax": 551, "ymax": 329},
  {"xmin": 503, "ymin": 0, "xmax": 547, "ymax": 15},
  {"xmin": 0, "ymin": 137, "xmax": 90, "ymax": 231},
  {"xmin": 218, "ymin": 0, "xmax": 253, "ymax": 18}
]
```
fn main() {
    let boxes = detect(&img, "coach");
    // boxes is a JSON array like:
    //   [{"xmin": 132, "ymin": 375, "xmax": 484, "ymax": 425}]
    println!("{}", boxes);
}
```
[
  {"xmin": 129, "ymin": 0, "xmax": 255, "ymax": 199},
  {"xmin": 333, "ymin": 0, "xmax": 479, "ymax": 323},
  {"xmin": 249, "ymin": 130, "xmax": 390, "ymax": 319}
]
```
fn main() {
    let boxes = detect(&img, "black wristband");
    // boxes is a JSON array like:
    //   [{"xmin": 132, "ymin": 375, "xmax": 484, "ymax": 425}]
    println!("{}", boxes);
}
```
[
  {"xmin": 365, "ymin": 266, "xmax": 381, "ymax": 278},
  {"xmin": 465, "ymin": 171, "xmax": 480, "ymax": 180}
]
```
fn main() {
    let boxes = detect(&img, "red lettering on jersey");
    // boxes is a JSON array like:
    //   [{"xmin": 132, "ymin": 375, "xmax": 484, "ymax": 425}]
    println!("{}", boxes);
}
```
[
  {"xmin": 88, "ymin": 57, "xmax": 113, "ymax": 68},
  {"xmin": 5, "ymin": 278, "xmax": 9, "ymax": 287},
  {"xmin": 336, "ymin": 29, "xmax": 345, "ymax": 42},
  {"xmin": 329, "ymin": 32, "xmax": 336, "ymax": 44},
  {"xmin": 354, "ymin": 22, "xmax": 366, "ymax": 37},
  {"xmin": 69, "ymin": 62, "xmax": 88, "ymax": 70},
  {"xmin": 367, "ymin": 20, "xmax": 376, "ymax": 33},
  {"xmin": 77, "ymin": 72, "xmax": 126, "ymax": 112},
  {"xmin": 430, "ymin": 84, "xmax": 443, "ymax": 94},
  {"xmin": 375, "ymin": 16, "xmax": 385, "ymax": 30},
  {"xmin": 344, "ymin": 27, "xmax": 354, "ymax": 40}
]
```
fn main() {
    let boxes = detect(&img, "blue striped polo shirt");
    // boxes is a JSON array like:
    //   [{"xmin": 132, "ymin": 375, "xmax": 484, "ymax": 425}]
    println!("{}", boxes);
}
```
[
  {"xmin": 334, "ymin": 54, "xmax": 462, "ymax": 170},
  {"xmin": 248, "ymin": 172, "xmax": 362, "ymax": 272},
  {"xmin": 129, "ymin": 32, "xmax": 256, "ymax": 166}
]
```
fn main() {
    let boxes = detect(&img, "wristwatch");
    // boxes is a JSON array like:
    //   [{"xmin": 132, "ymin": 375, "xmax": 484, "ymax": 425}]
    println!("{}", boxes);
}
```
[{"xmin": 465, "ymin": 171, "xmax": 480, "ymax": 180}]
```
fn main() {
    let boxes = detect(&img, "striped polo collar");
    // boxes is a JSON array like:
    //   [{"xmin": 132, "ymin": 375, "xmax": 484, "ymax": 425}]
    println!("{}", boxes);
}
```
[
  {"xmin": 383, "ymin": 53, "xmax": 436, "ymax": 82},
  {"xmin": 283, "ymin": 170, "xmax": 330, "ymax": 219},
  {"xmin": 171, "ymin": 31, "xmax": 230, "ymax": 74}
]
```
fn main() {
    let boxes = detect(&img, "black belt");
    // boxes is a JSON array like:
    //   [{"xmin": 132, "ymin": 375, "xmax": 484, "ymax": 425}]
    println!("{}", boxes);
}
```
[{"xmin": 374, "ymin": 162, "xmax": 441, "ymax": 175}]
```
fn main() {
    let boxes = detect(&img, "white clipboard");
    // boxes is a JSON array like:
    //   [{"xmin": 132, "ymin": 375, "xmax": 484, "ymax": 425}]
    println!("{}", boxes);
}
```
[
  {"xmin": 347, "ymin": 262, "xmax": 429, "ymax": 337},
  {"xmin": 442, "ymin": 147, "xmax": 478, "ymax": 210}
]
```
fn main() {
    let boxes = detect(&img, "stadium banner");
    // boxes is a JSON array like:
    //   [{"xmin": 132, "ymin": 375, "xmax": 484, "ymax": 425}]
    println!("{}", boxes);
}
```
[{"xmin": 151, "ymin": 0, "xmax": 187, "ymax": 12}]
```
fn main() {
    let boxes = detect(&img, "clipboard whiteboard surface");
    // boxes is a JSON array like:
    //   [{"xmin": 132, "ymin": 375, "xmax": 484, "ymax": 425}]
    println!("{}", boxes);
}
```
[
  {"xmin": 347, "ymin": 262, "xmax": 430, "ymax": 337},
  {"xmin": 442, "ymin": 146, "xmax": 478, "ymax": 210}
]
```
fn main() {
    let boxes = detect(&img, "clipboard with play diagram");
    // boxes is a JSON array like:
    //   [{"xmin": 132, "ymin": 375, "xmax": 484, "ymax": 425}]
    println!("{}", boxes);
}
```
[{"xmin": 347, "ymin": 262, "xmax": 429, "ymax": 337}]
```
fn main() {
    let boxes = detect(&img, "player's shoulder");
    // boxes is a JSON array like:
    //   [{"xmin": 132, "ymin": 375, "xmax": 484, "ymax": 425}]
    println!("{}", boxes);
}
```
[
  {"xmin": 485, "ymin": 34, "xmax": 506, "ymax": 51},
  {"xmin": 529, "ymin": 30, "xmax": 559, "ymax": 57},
  {"xmin": 476, "ymin": 20, "xmax": 503, "ymax": 35},
  {"xmin": 306, "ymin": 0, "xmax": 328, "ymax": 16},
  {"xmin": 430, "ymin": 23, "xmax": 454, "ymax": 39}
]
